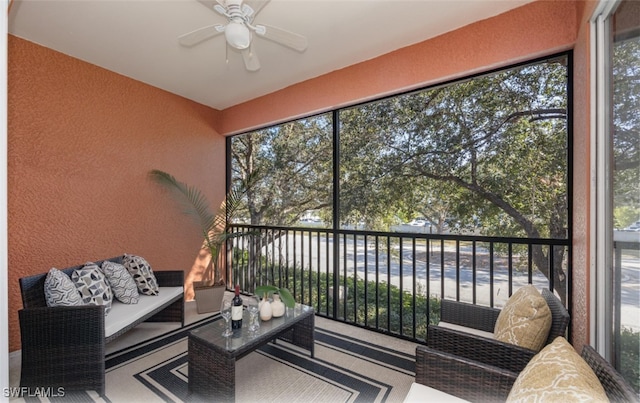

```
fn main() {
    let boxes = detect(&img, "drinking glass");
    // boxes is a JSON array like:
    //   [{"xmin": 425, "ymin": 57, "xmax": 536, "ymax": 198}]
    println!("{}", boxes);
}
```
[
  {"xmin": 220, "ymin": 299, "xmax": 233, "ymax": 337},
  {"xmin": 247, "ymin": 296, "xmax": 260, "ymax": 332}
]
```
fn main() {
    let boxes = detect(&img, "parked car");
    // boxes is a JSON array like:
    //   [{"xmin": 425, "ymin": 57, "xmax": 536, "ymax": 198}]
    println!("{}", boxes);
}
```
[
  {"xmin": 624, "ymin": 220, "xmax": 640, "ymax": 231},
  {"xmin": 408, "ymin": 218, "xmax": 431, "ymax": 226}
]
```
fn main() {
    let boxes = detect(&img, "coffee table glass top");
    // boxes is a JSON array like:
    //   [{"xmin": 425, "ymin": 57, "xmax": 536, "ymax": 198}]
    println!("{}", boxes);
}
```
[{"xmin": 190, "ymin": 303, "xmax": 313, "ymax": 353}]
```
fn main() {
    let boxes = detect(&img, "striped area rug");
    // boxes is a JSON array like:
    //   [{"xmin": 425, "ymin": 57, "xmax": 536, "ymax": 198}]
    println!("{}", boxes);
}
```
[{"xmin": 99, "ymin": 315, "xmax": 417, "ymax": 403}]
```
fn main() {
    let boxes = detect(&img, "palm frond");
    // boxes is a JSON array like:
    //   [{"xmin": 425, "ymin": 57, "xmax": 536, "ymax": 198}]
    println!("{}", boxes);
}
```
[
  {"xmin": 150, "ymin": 168, "xmax": 259, "ymax": 283},
  {"xmin": 149, "ymin": 170, "xmax": 217, "ymax": 233}
]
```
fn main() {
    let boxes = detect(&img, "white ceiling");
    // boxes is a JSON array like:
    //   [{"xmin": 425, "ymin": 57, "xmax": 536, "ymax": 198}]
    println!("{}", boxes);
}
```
[{"xmin": 8, "ymin": 0, "xmax": 533, "ymax": 110}]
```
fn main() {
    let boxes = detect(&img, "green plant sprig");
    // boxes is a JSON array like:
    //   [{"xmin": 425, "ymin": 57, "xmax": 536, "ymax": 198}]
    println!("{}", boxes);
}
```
[{"xmin": 254, "ymin": 285, "xmax": 295, "ymax": 308}]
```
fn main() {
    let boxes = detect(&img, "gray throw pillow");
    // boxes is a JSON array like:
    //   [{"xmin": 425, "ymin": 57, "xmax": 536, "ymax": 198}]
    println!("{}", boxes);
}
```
[
  {"xmin": 71, "ymin": 262, "xmax": 113, "ymax": 315},
  {"xmin": 102, "ymin": 260, "xmax": 139, "ymax": 304},
  {"xmin": 122, "ymin": 254, "xmax": 159, "ymax": 296},
  {"xmin": 44, "ymin": 267, "xmax": 84, "ymax": 307}
]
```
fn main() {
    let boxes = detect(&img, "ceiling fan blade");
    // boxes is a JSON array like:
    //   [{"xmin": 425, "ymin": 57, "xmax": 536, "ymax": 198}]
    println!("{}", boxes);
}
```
[
  {"xmin": 241, "ymin": 45, "xmax": 260, "ymax": 71},
  {"xmin": 255, "ymin": 24, "xmax": 307, "ymax": 52},
  {"xmin": 244, "ymin": 0, "xmax": 270, "ymax": 20},
  {"xmin": 178, "ymin": 24, "xmax": 225, "ymax": 47},
  {"xmin": 196, "ymin": 0, "xmax": 223, "ymax": 12}
]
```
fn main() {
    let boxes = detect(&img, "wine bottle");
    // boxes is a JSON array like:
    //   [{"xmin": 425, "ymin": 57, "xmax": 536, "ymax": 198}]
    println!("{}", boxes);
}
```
[{"xmin": 231, "ymin": 284, "xmax": 243, "ymax": 329}]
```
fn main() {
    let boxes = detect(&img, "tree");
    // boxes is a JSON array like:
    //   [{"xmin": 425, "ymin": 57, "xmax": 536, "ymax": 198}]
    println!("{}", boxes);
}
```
[
  {"xmin": 613, "ymin": 35, "xmax": 640, "ymax": 227},
  {"xmin": 231, "ymin": 115, "xmax": 334, "ymax": 287},
  {"xmin": 338, "ymin": 58, "xmax": 569, "ymax": 298},
  {"xmin": 231, "ymin": 56, "xmax": 570, "ymax": 300},
  {"xmin": 231, "ymin": 115, "xmax": 334, "ymax": 226}
]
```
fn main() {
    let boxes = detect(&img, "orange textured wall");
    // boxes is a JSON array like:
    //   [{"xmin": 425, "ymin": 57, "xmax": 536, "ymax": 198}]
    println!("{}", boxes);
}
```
[
  {"xmin": 220, "ymin": 0, "xmax": 578, "ymax": 136},
  {"xmin": 8, "ymin": 36, "xmax": 225, "ymax": 352},
  {"xmin": 571, "ymin": 0, "xmax": 598, "ymax": 348}
]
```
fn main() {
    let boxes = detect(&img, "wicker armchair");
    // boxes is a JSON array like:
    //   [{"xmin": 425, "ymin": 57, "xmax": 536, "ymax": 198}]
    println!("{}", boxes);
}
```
[
  {"xmin": 426, "ymin": 288, "xmax": 570, "ymax": 373},
  {"xmin": 415, "ymin": 345, "xmax": 517, "ymax": 402},
  {"xmin": 414, "ymin": 344, "xmax": 638, "ymax": 402},
  {"xmin": 581, "ymin": 345, "xmax": 639, "ymax": 402}
]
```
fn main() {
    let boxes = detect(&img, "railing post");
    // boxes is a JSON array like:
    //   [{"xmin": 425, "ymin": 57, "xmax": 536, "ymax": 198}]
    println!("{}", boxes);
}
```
[
  {"xmin": 332, "ymin": 110, "xmax": 340, "ymax": 320},
  {"xmin": 613, "ymin": 242, "xmax": 622, "ymax": 369}
]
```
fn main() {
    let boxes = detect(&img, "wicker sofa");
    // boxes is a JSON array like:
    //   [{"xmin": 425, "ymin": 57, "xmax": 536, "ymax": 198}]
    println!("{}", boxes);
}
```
[
  {"xmin": 426, "ymin": 288, "xmax": 570, "ymax": 374},
  {"xmin": 411, "ymin": 344, "xmax": 638, "ymax": 402},
  {"xmin": 18, "ymin": 256, "xmax": 185, "ymax": 396}
]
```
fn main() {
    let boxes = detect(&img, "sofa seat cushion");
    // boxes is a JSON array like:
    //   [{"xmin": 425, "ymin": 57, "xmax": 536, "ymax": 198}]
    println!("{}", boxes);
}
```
[
  {"xmin": 105, "ymin": 286, "xmax": 183, "ymax": 338},
  {"xmin": 404, "ymin": 382, "xmax": 470, "ymax": 403},
  {"xmin": 506, "ymin": 337, "xmax": 609, "ymax": 402},
  {"xmin": 438, "ymin": 321, "xmax": 495, "ymax": 339},
  {"xmin": 494, "ymin": 285, "xmax": 552, "ymax": 351}
]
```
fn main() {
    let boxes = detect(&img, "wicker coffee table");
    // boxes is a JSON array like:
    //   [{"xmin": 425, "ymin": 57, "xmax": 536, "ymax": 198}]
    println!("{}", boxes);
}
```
[{"xmin": 188, "ymin": 303, "xmax": 315, "ymax": 401}]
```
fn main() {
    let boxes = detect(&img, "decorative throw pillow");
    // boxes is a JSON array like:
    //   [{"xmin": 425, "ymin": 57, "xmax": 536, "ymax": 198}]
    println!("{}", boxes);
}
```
[
  {"xmin": 506, "ymin": 337, "xmax": 609, "ymax": 402},
  {"xmin": 71, "ymin": 262, "xmax": 113, "ymax": 315},
  {"xmin": 493, "ymin": 285, "xmax": 552, "ymax": 351},
  {"xmin": 122, "ymin": 254, "xmax": 159, "ymax": 296},
  {"xmin": 44, "ymin": 267, "xmax": 84, "ymax": 307},
  {"xmin": 102, "ymin": 260, "xmax": 139, "ymax": 304}
]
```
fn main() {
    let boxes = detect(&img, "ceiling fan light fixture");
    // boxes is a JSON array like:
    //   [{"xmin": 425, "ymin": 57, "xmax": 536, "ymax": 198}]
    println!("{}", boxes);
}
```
[
  {"xmin": 179, "ymin": 0, "xmax": 308, "ymax": 71},
  {"xmin": 225, "ymin": 21, "xmax": 251, "ymax": 50}
]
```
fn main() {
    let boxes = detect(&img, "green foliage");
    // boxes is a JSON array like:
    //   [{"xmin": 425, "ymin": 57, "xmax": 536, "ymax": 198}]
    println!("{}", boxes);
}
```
[
  {"xmin": 620, "ymin": 326, "xmax": 640, "ymax": 393},
  {"xmin": 230, "ymin": 115, "xmax": 334, "ymax": 227},
  {"xmin": 254, "ymin": 285, "xmax": 295, "ymax": 308},
  {"xmin": 233, "ymin": 256, "xmax": 441, "ymax": 341},
  {"xmin": 231, "ymin": 56, "xmax": 570, "ymax": 296},
  {"xmin": 614, "ymin": 206, "xmax": 640, "ymax": 229},
  {"xmin": 612, "ymin": 37, "xmax": 640, "ymax": 215},
  {"xmin": 339, "ymin": 61, "xmax": 569, "ymax": 241},
  {"xmin": 231, "ymin": 57, "xmax": 571, "ymax": 241},
  {"xmin": 149, "ymin": 169, "xmax": 254, "ymax": 283},
  {"xmin": 229, "ymin": 55, "xmax": 577, "ymax": 309}
]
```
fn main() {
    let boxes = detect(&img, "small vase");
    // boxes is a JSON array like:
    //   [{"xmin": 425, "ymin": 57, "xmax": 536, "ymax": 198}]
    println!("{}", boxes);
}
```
[
  {"xmin": 271, "ymin": 294, "xmax": 285, "ymax": 317},
  {"xmin": 260, "ymin": 299, "xmax": 272, "ymax": 321}
]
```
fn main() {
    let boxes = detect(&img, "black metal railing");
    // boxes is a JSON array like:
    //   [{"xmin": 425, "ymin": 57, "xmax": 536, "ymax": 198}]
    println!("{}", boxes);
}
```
[
  {"xmin": 227, "ymin": 224, "xmax": 570, "ymax": 342},
  {"xmin": 613, "ymin": 240, "xmax": 640, "ymax": 377}
]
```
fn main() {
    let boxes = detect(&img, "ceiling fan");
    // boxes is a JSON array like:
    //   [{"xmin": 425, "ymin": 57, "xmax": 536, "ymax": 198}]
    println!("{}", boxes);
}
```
[{"xmin": 178, "ymin": 0, "xmax": 308, "ymax": 72}]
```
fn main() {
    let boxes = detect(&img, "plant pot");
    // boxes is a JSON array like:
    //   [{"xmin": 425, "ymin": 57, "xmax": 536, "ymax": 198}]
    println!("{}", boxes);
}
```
[{"xmin": 193, "ymin": 281, "xmax": 226, "ymax": 314}]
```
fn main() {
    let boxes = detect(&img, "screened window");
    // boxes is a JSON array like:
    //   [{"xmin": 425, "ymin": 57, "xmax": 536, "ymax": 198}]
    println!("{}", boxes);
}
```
[
  {"xmin": 231, "ymin": 56, "xmax": 569, "ymax": 239},
  {"xmin": 229, "ymin": 54, "xmax": 570, "ymax": 306},
  {"xmin": 338, "ymin": 58, "xmax": 569, "ymax": 240}
]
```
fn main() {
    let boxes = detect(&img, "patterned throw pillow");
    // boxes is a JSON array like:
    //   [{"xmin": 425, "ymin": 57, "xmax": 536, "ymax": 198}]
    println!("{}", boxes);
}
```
[
  {"xmin": 122, "ymin": 254, "xmax": 159, "ymax": 296},
  {"xmin": 506, "ymin": 337, "xmax": 609, "ymax": 402},
  {"xmin": 44, "ymin": 267, "xmax": 84, "ymax": 307},
  {"xmin": 493, "ymin": 285, "xmax": 552, "ymax": 352},
  {"xmin": 71, "ymin": 262, "xmax": 113, "ymax": 315},
  {"xmin": 102, "ymin": 260, "xmax": 139, "ymax": 304}
]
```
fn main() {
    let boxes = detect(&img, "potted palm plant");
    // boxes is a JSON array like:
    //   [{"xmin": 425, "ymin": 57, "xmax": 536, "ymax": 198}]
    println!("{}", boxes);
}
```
[{"xmin": 149, "ymin": 169, "xmax": 252, "ymax": 313}]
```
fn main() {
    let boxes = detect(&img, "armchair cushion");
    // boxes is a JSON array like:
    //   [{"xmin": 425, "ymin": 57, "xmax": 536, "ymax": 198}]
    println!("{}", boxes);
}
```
[
  {"xmin": 437, "ymin": 321, "xmax": 494, "ymax": 339},
  {"xmin": 404, "ymin": 382, "xmax": 470, "ymax": 403},
  {"xmin": 506, "ymin": 337, "xmax": 609, "ymax": 403},
  {"xmin": 494, "ymin": 285, "xmax": 552, "ymax": 352}
]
